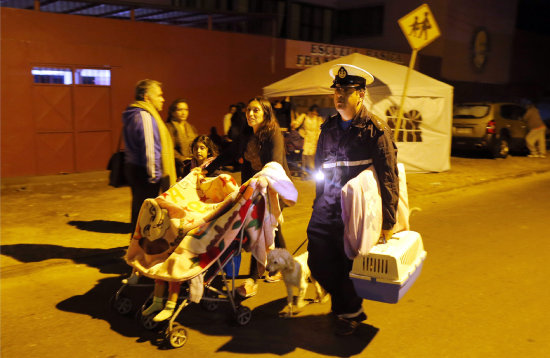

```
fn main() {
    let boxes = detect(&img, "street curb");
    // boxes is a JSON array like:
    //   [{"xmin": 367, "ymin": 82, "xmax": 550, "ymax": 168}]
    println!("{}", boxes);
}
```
[{"xmin": 411, "ymin": 167, "xmax": 550, "ymax": 196}]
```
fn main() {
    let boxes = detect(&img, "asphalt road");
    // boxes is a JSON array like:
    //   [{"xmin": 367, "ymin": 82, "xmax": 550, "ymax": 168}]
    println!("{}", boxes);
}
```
[{"xmin": 1, "ymin": 158, "xmax": 550, "ymax": 357}]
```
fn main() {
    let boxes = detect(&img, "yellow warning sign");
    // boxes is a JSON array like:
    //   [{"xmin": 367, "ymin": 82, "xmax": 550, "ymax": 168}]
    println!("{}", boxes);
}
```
[{"xmin": 398, "ymin": 3, "xmax": 440, "ymax": 50}]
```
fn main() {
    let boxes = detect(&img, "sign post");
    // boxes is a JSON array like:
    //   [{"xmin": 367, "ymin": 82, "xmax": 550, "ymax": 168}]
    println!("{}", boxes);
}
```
[{"xmin": 394, "ymin": 3, "xmax": 440, "ymax": 141}]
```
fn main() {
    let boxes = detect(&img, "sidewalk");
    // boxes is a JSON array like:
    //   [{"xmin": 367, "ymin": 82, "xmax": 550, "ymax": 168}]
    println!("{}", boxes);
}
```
[
  {"xmin": 406, "ymin": 155, "xmax": 550, "ymax": 196},
  {"xmin": 3, "ymin": 155, "xmax": 550, "ymax": 194}
]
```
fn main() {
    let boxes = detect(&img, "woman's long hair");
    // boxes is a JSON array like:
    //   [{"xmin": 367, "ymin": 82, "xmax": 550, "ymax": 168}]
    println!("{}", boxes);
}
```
[
  {"xmin": 166, "ymin": 98, "xmax": 188, "ymax": 123},
  {"xmin": 247, "ymin": 96, "xmax": 280, "ymax": 143}
]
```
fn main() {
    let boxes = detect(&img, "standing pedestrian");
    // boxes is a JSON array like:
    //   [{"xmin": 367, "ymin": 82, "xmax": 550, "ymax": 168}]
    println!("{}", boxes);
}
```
[
  {"xmin": 522, "ymin": 99, "xmax": 547, "ymax": 158},
  {"xmin": 223, "ymin": 104, "xmax": 237, "ymax": 136},
  {"xmin": 226, "ymin": 102, "xmax": 248, "ymax": 171},
  {"xmin": 205, "ymin": 96, "xmax": 291, "ymax": 297},
  {"xmin": 307, "ymin": 64, "xmax": 399, "ymax": 335},
  {"xmin": 165, "ymin": 99, "xmax": 198, "ymax": 179},
  {"xmin": 273, "ymin": 96, "xmax": 294, "ymax": 131},
  {"xmin": 208, "ymin": 126, "xmax": 223, "ymax": 151},
  {"xmin": 122, "ymin": 79, "xmax": 176, "ymax": 234},
  {"xmin": 292, "ymin": 104, "xmax": 324, "ymax": 178}
]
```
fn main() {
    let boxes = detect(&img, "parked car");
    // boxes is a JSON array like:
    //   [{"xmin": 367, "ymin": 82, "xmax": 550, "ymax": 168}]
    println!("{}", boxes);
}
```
[{"xmin": 452, "ymin": 102, "xmax": 527, "ymax": 158}]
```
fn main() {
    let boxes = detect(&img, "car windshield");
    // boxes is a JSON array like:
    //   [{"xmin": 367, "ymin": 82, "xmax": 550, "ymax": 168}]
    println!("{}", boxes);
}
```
[{"xmin": 453, "ymin": 105, "xmax": 490, "ymax": 118}]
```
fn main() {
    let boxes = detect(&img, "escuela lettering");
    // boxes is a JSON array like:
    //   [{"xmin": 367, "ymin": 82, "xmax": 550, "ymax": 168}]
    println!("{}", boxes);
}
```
[
  {"xmin": 295, "ymin": 45, "xmax": 359, "ymax": 66},
  {"xmin": 296, "ymin": 54, "xmax": 346, "ymax": 66},
  {"xmin": 296, "ymin": 44, "xmax": 407, "ymax": 67},
  {"xmin": 310, "ymin": 44, "xmax": 356, "ymax": 56}
]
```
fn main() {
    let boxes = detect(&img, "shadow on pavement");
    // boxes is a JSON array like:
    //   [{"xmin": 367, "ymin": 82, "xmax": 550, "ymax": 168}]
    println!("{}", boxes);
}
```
[
  {"xmin": 56, "ymin": 273, "xmax": 376, "ymax": 356},
  {"xmin": 184, "ymin": 298, "xmax": 378, "ymax": 356},
  {"xmin": 2, "ymin": 244, "xmax": 376, "ymax": 355},
  {"xmin": 68, "ymin": 220, "xmax": 132, "ymax": 234},
  {"xmin": 0, "ymin": 243, "xmax": 127, "ymax": 269},
  {"xmin": 57, "ymin": 275, "xmax": 158, "ymax": 341}
]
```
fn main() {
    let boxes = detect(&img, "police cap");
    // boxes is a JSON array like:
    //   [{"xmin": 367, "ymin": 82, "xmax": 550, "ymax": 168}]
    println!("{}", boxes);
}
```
[{"xmin": 329, "ymin": 64, "xmax": 374, "ymax": 89}]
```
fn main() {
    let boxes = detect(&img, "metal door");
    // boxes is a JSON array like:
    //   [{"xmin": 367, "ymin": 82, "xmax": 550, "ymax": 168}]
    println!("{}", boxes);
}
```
[{"xmin": 31, "ymin": 66, "xmax": 112, "ymax": 175}]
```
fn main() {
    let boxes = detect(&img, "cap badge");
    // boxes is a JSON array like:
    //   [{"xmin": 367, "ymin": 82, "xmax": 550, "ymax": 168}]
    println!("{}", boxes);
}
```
[{"xmin": 338, "ymin": 66, "xmax": 347, "ymax": 79}]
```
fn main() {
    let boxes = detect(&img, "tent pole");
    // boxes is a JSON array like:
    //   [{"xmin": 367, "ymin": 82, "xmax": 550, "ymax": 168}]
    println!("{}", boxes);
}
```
[{"xmin": 394, "ymin": 48, "xmax": 418, "ymax": 142}]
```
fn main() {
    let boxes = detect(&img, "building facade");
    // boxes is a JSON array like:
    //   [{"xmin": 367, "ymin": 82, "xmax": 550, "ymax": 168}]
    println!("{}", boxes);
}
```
[{"xmin": 1, "ymin": 0, "xmax": 548, "ymax": 177}]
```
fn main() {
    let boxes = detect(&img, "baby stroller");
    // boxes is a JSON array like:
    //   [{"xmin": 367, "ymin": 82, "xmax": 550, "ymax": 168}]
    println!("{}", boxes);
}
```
[
  {"xmin": 284, "ymin": 129, "xmax": 305, "ymax": 178},
  {"xmin": 111, "ymin": 163, "xmax": 297, "ymax": 348}
]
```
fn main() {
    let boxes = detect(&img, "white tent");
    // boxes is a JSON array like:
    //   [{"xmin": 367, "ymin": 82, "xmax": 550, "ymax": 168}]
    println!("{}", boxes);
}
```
[{"xmin": 263, "ymin": 53, "xmax": 454, "ymax": 172}]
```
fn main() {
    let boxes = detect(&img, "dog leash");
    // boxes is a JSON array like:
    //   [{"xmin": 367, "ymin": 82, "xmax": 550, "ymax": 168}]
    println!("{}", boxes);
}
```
[{"xmin": 291, "ymin": 237, "xmax": 308, "ymax": 256}]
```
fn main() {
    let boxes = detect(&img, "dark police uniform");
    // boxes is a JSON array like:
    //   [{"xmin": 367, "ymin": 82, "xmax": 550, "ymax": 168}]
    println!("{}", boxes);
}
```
[{"xmin": 307, "ymin": 103, "xmax": 399, "ymax": 317}]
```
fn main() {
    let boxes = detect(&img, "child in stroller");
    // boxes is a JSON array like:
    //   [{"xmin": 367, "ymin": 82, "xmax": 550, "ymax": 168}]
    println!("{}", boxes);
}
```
[
  {"xmin": 140, "ymin": 134, "xmax": 223, "ymax": 322},
  {"xmin": 116, "ymin": 162, "xmax": 298, "ymax": 348}
]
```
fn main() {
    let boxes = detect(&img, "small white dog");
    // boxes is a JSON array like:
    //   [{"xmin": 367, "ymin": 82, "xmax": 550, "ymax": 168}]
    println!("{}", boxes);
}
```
[{"xmin": 266, "ymin": 248, "xmax": 329, "ymax": 317}]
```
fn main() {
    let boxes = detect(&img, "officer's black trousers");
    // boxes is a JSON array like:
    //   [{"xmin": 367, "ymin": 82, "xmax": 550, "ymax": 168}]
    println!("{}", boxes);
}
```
[{"xmin": 307, "ymin": 218, "xmax": 362, "ymax": 316}]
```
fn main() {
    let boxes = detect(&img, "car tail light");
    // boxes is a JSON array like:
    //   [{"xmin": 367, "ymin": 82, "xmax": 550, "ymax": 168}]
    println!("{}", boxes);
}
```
[{"xmin": 486, "ymin": 120, "xmax": 496, "ymax": 134}]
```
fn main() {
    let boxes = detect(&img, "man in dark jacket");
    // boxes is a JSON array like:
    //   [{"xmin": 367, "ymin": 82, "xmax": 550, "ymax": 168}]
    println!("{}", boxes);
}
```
[{"xmin": 307, "ymin": 64, "xmax": 399, "ymax": 335}]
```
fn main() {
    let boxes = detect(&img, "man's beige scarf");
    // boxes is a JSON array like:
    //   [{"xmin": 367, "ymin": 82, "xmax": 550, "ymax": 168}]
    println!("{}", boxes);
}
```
[{"xmin": 130, "ymin": 101, "xmax": 176, "ymax": 187}]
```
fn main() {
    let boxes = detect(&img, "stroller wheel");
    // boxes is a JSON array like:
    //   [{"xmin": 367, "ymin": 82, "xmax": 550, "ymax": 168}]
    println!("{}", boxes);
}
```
[
  {"xmin": 140, "ymin": 312, "xmax": 160, "ymax": 330},
  {"xmin": 111, "ymin": 294, "xmax": 133, "ymax": 315},
  {"xmin": 167, "ymin": 323, "xmax": 188, "ymax": 348},
  {"xmin": 235, "ymin": 305, "xmax": 251, "ymax": 326}
]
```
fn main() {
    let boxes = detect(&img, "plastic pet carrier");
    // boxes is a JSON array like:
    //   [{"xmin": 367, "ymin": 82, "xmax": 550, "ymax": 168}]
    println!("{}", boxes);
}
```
[{"xmin": 350, "ymin": 230, "xmax": 426, "ymax": 303}]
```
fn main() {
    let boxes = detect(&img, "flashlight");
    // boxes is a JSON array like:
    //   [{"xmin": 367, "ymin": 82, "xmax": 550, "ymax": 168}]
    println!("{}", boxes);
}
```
[{"xmin": 315, "ymin": 170, "xmax": 325, "ymax": 181}]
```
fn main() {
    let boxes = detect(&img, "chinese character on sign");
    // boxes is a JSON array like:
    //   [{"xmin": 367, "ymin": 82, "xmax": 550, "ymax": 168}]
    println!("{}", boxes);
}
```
[{"xmin": 398, "ymin": 3, "xmax": 440, "ymax": 50}]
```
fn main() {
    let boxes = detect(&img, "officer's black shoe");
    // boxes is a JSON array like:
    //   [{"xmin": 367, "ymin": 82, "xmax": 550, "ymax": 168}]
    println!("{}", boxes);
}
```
[{"xmin": 334, "ymin": 312, "xmax": 367, "ymax": 336}]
